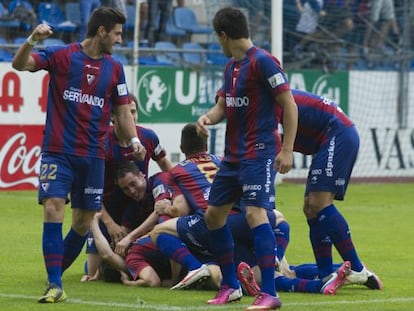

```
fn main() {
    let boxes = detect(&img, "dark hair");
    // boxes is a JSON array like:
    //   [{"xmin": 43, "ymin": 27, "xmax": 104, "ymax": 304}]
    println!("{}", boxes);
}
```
[
  {"xmin": 129, "ymin": 93, "xmax": 138, "ymax": 107},
  {"xmin": 86, "ymin": 7, "xmax": 126, "ymax": 37},
  {"xmin": 114, "ymin": 161, "xmax": 140, "ymax": 182},
  {"xmin": 213, "ymin": 7, "xmax": 249, "ymax": 39},
  {"xmin": 180, "ymin": 123, "xmax": 207, "ymax": 155}
]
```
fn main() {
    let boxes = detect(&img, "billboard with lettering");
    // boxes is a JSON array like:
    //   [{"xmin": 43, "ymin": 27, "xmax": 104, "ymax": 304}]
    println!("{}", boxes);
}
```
[
  {"xmin": 0, "ymin": 63, "xmax": 413, "ymax": 190},
  {"xmin": 136, "ymin": 67, "xmax": 222, "ymax": 122}
]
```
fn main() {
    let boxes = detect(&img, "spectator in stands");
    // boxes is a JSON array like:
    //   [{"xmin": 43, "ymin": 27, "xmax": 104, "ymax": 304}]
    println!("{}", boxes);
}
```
[
  {"xmin": 232, "ymin": 0, "xmax": 271, "ymax": 44},
  {"xmin": 294, "ymin": 0, "xmax": 355, "ymax": 70},
  {"xmin": 283, "ymin": 0, "xmax": 301, "ymax": 52},
  {"xmin": 362, "ymin": 0, "xmax": 400, "ymax": 54},
  {"xmin": 293, "ymin": 0, "xmax": 325, "ymax": 55},
  {"xmin": 79, "ymin": 0, "xmax": 101, "ymax": 40},
  {"xmin": 145, "ymin": 0, "xmax": 173, "ymax": 46},
  {"xmin": 101, "ymin": 0, "xmax": 127, "ymax": 17}
]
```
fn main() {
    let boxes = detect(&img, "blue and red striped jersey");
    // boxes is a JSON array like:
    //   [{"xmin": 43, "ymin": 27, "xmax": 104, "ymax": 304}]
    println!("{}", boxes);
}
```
[
  {"xmin": 170, "ymin": 152, "xmax": 221, "ymax": 213},
  {"xmin": 104, "ymin": 125, "xmax": 167, "ymax": 198},
  {"xmin": 105, "ymin": 172, "xmax": 172, "ymax": 230},
  {"xmin": 31, "ymin": 43, "xmax": 130, "ymax": 159},
  {"xmin": 220, "ymin": 46, "xmax": 290, "ymax": 162},
  {"xmin": 283, "ymin": 89, "xmax": 354, "ymax": 155}
]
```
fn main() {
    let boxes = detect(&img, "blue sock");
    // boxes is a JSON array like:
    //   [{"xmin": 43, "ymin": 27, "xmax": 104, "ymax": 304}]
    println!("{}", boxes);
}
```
[
  {"xmin": 292, "ymin": 263, "xmax": 343, "ymax": 280},
  {"xmin": 61, "ymin": 227, "xmax": 87, "ymax": 274},
  {"xmin": 274, "ymin": 221, "xmax": 290, "ymax": 262},
  {"xmin": 308, "ymin": 218, "xmax": 333, "ymax": 278},
  {"xmin": 317, "ymin": 204, "xmax": 363, "ymax": 272},
  {"xmin": 253, "ymin": 223, "xmax": 277, "ymax": 296},
  {"xmin": 155, "ymin": 233, "xmax": 201, "ymax": 271},
  {"xmin": 275, "ymin": 275, "xmax": 322, "ymax": 293},
  {"xmin": 210, "ymin": 225, "xmax": 238, "ymax": 289},
  {"xmin": 42, "ymin": 222, "xmax": 63, "ymax": 288},
  {"xmin": 291, "ymin": 263, "xmax": 320, "ymax": 280}
]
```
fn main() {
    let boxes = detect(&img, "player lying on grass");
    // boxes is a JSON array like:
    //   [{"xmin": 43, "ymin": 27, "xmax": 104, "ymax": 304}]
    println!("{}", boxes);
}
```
[{"xmin": 88, "ymin": 211, "xmax": 222, "ymax": 288}]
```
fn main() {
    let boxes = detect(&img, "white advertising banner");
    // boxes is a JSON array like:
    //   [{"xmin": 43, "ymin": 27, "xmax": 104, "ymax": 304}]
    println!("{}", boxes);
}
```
[{"xmin": 0, "ymin": 63, "xmax": 413, "ymax": 190}]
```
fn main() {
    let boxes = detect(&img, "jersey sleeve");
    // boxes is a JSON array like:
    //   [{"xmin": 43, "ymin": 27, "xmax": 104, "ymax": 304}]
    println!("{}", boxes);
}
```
[
  {"xmin": 256, "ymin": 52, "xmax": 291, "ymax": 97},
  {"xmin": 110, "ymin": 59, "xmax": 130, "ymax": 107}
]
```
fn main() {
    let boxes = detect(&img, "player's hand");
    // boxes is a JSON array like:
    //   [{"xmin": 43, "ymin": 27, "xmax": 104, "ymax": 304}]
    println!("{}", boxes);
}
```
[
  {"xmin": 115, "ymin": 236, "xmax": 132, "ymax": 257},
  {"xmin": 154, "ymin": 199, "xmax": 172, "ymax": 215},
  {"xmin": 274, "ymin": 149, "xmax": 293, "ymax": 174},
  {"xmin": 132, "ymin": 142, "xmax": 146, "ymax": 161},
  {"xmin": 196, "ymin": 114, "xmax": 211, "ymax": 138},
  {"xmin": 30, "ymin": 23, "xmax": 53, "ymax": 41},
  {"xmin": 106, "ymin": 222, "xmax": 127, "ymax": 245}
]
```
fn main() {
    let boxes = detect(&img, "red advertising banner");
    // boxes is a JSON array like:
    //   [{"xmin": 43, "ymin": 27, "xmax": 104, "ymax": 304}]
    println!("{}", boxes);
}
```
[{"xmin": 0, "ymin": 125, "xmax": 43, "ymax": 190}]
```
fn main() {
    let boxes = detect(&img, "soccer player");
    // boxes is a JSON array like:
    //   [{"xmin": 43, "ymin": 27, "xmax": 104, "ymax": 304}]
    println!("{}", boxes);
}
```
[
  {"xmin": 150, "ymin": 123, "xmax": 221, "ymax": 289},
  {"xmin": 88, "ymin": 160, "xmax": 222, "ymax": 289},
  {"xmin": 11, "ymin": 7, "xmax": 146, "ymax": 303},
  {"xmin": 279, "ymin": 89, "xmax": 382, "ymax": 290},
  {"xmin": 151, "ymin": 124, "xmax": 281, "ymax": 291},
  {"xmin": 84, "ymin": 92, "xmax": 172, "ymax": 280},
  {"xmin": 84, "ymin": 162, "xmax": 186, "ymax": 285},
  {"xmin": 196, "ymin": 7, "xmax": 298, "ymax": 310}
]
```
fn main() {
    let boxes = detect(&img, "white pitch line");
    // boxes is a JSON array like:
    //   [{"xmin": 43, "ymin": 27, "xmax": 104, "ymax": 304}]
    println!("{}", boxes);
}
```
[{"xmin": 1, "ymin": 293, "xmax": 414, "ymax": 310}]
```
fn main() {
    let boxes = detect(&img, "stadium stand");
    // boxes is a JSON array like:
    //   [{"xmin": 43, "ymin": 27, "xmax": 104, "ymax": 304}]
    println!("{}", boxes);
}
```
[
  {"xmin": 37, "ymin": 2, "xmax": 77, "ymax": 34},
  {"xmin": 172, "ymin": 7, "xmax": 212, "ymax": 41},
  {"xmin": 206, "ymin": 42, "xmax": 228, "ymax": 66},
  {"xmin": 0, "ymin": 1, "xmax": 412, "ymax": 71},
  {"xmin": 0, "ymin": 37, "xmax": 13, "ymax": 61},
  {"xmin": 182, "ymin": 42, "xmax": 205, "ymax": 66},
  {"xmin": 42, "ymin": 38, "xmax": 65, "ymax": 46},
  {"xmin": 154, "ymin": 40, "xmax": 181, "ymax": 66}
]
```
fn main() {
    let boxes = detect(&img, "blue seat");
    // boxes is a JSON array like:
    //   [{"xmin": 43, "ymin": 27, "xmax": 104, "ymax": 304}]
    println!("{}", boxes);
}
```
[
  {"xmin": 37, "ymin": 2, "xmax": 77, "ymax": 33},
  {"xmin": 42, "ymin": 38, "xmax": 65, "ymax": 46},
  {"xmin": 8, "ymin": 0, "xmax": 33, "ymax": 13},
  {"xmin": 165, "ymin": 15, "xmax": 186, "ymax": 38},
  {"xmin": 12, "ymin": 36, "xmax": 28, "ymax": 44},
  {"xmin": 206, "ymin": 43, "xmax": 229, "ymax": 66},
  {"xmin": 4, "ymin": 0, "xmax": 37, "ymax": 31},
  {"xmin": 64, "ymin": 2, "xmax": 80, "ymax": 26},
  {"xmin": 173, "ymin": 7, "xmax": 211, "ymax": 36},
  {"xmin": 154, "ymin": 41, "xmax": 181, "ymax": 65},
  {"xmin": 0, "ymin": 2, "xmax": 20, "ymax": 29},
  {"xmin": 112, "ymin": 52, "xmax": 129, "ymax": 65},
  {"xmin": 0, "ymin": 38, "xmax": 13, "ymax": 61},
  {"xmin": 182, "ymin": 42, "xmax": 204, "ymax": 65},
  {"xmin": 0, "ymin": 48, "xmax": 13, "ymax": 61}
]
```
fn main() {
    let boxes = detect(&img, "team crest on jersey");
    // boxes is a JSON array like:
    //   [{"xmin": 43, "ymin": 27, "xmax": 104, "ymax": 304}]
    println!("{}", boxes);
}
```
[
  {"xmin": 41, "ymin": 182, "xmax": 49, "ymax": 192},
  {"xmin": 86, "ymin": 74, "xmax": 95, "ymax": 85},
  {"xmin": 268, "ymin": 73, "xmax": 285, "ymax": 88}
]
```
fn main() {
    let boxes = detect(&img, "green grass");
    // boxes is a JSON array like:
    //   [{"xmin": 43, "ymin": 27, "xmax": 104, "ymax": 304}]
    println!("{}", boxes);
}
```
[{"xmin": 0, "ymin": 183, "xmax": 413, "ymax": 311}]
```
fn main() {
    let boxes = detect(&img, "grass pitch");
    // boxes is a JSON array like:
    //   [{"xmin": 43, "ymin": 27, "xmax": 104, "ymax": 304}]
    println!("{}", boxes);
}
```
[{"xmin": 0, "ymin": 183, "xmax": 413, "ymax": 311}]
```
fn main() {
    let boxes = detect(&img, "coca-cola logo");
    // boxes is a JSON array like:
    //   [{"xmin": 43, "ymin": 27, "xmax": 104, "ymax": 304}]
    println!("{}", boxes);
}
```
[{"xmin": 0, "ymin": 130, "xmax": 41, "ymax": 189}]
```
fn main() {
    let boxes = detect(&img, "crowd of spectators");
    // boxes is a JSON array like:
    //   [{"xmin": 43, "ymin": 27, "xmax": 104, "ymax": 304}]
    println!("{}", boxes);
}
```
[{"xmin": 0, "ymin": 0, "xmax": 413, "ymax": 71}]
